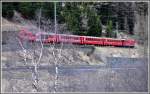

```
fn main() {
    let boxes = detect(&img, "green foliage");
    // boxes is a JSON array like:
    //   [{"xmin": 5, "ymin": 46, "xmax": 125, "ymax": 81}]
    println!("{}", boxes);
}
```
[
  {"xmin": 61, "ymin": 3, "xmax": 102, "ymax": 36},
  {"xmin": 106, "ymin": 20, "xmax": 113, "ymax": 37},
  {"xmin": 18, "ymin": 3, "xmax": 37, "ymax": 19},
  {"xmin": 2, "ymin": 2, "xmax": 54, "ymax": 20},
  {"xmin": 2, "ymin": 2, "xmax": 15, "ymax": 19},
  {"xmin": 41, "ymin": 3, "xmax": 54, "ymax": 19},
  {"xmin": 61, "ymin": 3, "xmax": 81, "ymax": 34},
  {"xmin": 2, "ymin": 2, "xmax": 102, "ymax": 37},
  {"xmin": 3, "ymin": 2, "xmax": 144, "ymax": 37},
  {"xmin": 87, "ymin": 8, "xmax": 102, "ymax": 37}
]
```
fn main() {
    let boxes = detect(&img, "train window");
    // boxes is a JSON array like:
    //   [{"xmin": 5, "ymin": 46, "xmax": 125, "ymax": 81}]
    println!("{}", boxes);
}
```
[
  {"xmin": 64, "ymin": 36, "xmax": 67, "ymax": 39},
  {"xmin": 62, "ymin": 36, "xmax": 78, "ymax": 39},
  {"xmin": 87, "ymin": 38, "xmax": 102, "ymax": 41},
  {"xmin": 94, "ymin": 38, "xmax": 100, "ymax": 41},
  {"xmin": 110, "ymin": 40, "xmax": 114, "ymax": 42},
  {"xmin": 24, "ymin": 33, "xmax": 28, "ymax": 36},
  {"xmin": 74, "ymin": 37, "xmax": 79, "ymax": 40},
  {"xmin": 87, "ymin": 38, "xmax": 93, "ymax": 40},
  {"xmin": 107, "ymin": 39, "xmax": 121, "ymax": 42},
  {"xmin": 61, "ymin": 35, "xmax": 79, "ymax": 40},
  {"xmin": 65, "ymin": 36, "xmax": 69, "ymax": 39},
  {"xmin": 62, "ymin": 36, "xmax": 69, "ymax": 39},
  {"xmin": 72, "ymin": 37, "xmax": 79, "ymax": 40},
  {"xmin": 61, "ymin": 36, "xmax": 65, "ymax": 39},
  {"xmin": 41, "ymin": 34, "xmax": 49, "ymax": 40},
  {"xmin": 49, "ymin": 35, "xmax": 54, "ymax": 38},
  {"xmin": 70, "ymin": 37, "xmax": 73, "ymax": 39}
]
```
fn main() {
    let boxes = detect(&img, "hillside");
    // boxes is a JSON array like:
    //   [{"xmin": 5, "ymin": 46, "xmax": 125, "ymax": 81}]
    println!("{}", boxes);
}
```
[{"xmin": 1, "ymin": 2, "xmax": 148, "ymax": 93}]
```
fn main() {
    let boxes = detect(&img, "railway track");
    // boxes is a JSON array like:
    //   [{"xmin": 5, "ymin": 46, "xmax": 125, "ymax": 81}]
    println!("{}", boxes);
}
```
[
  {"xmin": 2, "ymin": 57, "xmax": 147, "ymax": 71},
  {"xmin": 2, "ymin": 65, "xmax": 138, "ymax": 71},
  {"xmin": 2, "ymin": 57, "xmax": 148, "ymax": 92}
]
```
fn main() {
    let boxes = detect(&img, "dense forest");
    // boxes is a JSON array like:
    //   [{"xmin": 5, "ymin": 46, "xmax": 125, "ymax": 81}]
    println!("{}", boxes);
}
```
[{"xmin": 2, "ymin": 2, "xmax": 148, "ymax": 38}]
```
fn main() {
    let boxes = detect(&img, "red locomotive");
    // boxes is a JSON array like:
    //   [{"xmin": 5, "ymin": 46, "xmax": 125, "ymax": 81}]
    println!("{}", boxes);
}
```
[{"xmin": 18, "ymin": 28, "xmax": 136, "ymax": 48}]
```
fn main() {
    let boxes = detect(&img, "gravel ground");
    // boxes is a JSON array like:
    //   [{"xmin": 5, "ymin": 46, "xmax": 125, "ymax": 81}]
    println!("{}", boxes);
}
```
[{"xmin": 2, "ymin": 58, "xmax": 148, "ymax": 92}]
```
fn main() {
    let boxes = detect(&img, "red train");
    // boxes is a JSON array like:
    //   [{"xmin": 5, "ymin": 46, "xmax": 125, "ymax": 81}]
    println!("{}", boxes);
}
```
[{"xmin": 18, "ymin": 28, "xmax": 136, "ymax": 47}]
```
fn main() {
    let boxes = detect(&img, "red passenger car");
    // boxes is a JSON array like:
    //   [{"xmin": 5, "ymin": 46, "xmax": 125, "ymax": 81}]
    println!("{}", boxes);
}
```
[{"xmin": 18, "ymin": 28, "xmax": 135, "ymax": 48}]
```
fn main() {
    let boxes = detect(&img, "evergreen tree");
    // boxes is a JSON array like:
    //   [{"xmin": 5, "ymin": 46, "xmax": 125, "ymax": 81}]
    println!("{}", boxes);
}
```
[
  {"xmin": 87, "ymin": 7, "xmax": 102, "ymax": 37},
  {"xmin": 106, "ymin": 20, "xmax": 113, "ymax": 37}
]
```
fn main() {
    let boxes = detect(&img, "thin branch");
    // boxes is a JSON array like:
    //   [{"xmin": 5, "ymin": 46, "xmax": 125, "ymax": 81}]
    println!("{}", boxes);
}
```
[{"xmin": 16, "ymin": 37, "xmax": 27, "ymax": 65}]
